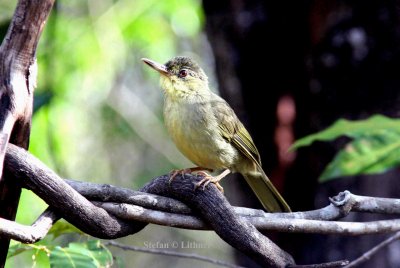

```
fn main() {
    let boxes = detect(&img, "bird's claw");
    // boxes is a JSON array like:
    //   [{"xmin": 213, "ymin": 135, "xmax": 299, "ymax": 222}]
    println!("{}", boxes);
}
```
[
  {"xmin": 169, "ymin": 167, "xmax": 213, "ymax": 184},
  {"xmin": 169, "ymin": 168, "xmax": 191, "ymax": 183},
  {"xmin": 195, "ymin": 171, "xmax": 224, "ymax": 193}
]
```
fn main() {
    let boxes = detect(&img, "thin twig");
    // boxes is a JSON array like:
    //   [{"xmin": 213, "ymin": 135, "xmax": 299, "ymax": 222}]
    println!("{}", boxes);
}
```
[
  {"xmin": 344, "ymin": 231, "xmax": 400, "ymax": 268},
  {"xmin": 105, "ymin": 240, "xmax": 244, "ymax": 268},
  {"xmin": 288, "ymin": 260, "xmax": 349, "ymax": 268}
]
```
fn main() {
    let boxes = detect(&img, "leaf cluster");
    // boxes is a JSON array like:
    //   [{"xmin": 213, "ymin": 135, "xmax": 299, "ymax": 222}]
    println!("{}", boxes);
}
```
[{"xmin": 292, "ymin": 115, "xmax": 400, "ymax": 181}]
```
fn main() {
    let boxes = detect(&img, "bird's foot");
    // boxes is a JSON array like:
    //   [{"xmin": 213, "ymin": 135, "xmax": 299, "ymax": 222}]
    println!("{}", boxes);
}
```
[
  {"xmin": 195, "ymin": 169, "xmax": 231, "ymax": 193},
  {"xmin": 195, "ymin": 173, "xmax": 224, "ymax": 193},
  {"xmin": 169, "ymin": 167, "xmax": 212, "ymax": 183},
  {"xmin": 169, "ymin": 168, "xmax": 190, "ymax": 183}
]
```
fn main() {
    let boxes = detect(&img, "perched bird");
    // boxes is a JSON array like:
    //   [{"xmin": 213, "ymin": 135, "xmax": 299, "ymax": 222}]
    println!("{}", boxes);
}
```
[{"xmin": 142, "ymin": 56, "xmax": 291, "ymax": 212}]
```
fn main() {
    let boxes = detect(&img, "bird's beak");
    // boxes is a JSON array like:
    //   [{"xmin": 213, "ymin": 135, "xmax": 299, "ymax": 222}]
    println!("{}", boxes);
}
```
[{"xmin": 141, "ymin": 58, "xmax": 169, "ymax": 76}]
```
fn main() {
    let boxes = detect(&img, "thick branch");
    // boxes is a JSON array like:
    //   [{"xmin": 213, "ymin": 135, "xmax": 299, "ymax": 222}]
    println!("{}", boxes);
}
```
[
  {"xmin": 142, "ymin": 175, "xmax": 295, "ymax": 267},
  {"xmin": 6, "ymin": 144, "xmax": 400, "ymax": 267},
  {"xmin": 5, "ymin": 143, "xmax": 400, "ymax": 233},
  {"xmin": 5, "ymin": 144, "xmax": 400, "ymax": 238},
  {"xmin": 4, "ymin": 143, "xmax": 295, "ymax": 267},
  {"xmin": 4, "ymin": 143, "xmax": 146, "ymax": 239},
  {"xmin": 66, "ymin": 179, "xmax": 192, "ymax": 214},
  {"xmin": 7, "ymin": 143, "xmax": 400, "ymax": 265}
]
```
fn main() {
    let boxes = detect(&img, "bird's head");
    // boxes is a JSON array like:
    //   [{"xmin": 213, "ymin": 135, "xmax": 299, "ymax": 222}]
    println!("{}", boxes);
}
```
[{"xmin": 142, "ymin": 56, "xmax": 209, "ymax": 98}]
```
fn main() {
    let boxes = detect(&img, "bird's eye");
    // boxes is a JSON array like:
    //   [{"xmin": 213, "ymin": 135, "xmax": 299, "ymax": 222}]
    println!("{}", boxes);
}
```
[{"xmin": 178, "ymin": 69, "xmax": 188, "ymax": 78}]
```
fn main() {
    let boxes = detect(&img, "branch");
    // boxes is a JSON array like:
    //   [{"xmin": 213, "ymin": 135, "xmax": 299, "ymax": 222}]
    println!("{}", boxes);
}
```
[
  {"xmin": 105, "ymin": 241, "xmax": 243, "ymax": 268},
  {"xmin": 4, "ymin": 143, "xmax": 295, "ymax": 267},
  {"xmin": 68, "ymin": 180, "xmax": 400, "ymax": 235},
  {"xmin": 66, "ymin": 179, "xmax": 192, "ymax": 214},
  {"xmin": 94, "ymin": 202, "xmax": 208, "ymax": 230},
  {"xmin": 4, "ymin": 143, "xmax": 147, "ymax": 239},
  {"xmin": 6, "ymin": 189, "xmax": 400, "ymax": 245},
  {"xmin": 344, "ymin": 231, "xmax": 400, "ymax": 268},
  {"xmin": 67, "ymin": 180, "xmax": 400, "ymax": 219},
  {"xmin": 329, "ymin": 190, "xmax": 400, "ymax": 215},
  {"xmin": 142, "ymin": 175, "xmax": 295, "ymax": 267},
  {"xmin": 0, "ymin": 208, "xmax": 59, "ymax": 244},
  {"xmin": 94, "ymin": 201, "xmax": 400, "ymax": 235},
  {"xmin": 288, "ymin": 260, "xmax": 349, "ymax": 268},
  {"xmin": 5, "ymin": 143, "xmax": 400, "ymax": 266},
  {"xmin": 4, "ymin": 143, "xmax": 400, "ymax": 233}
]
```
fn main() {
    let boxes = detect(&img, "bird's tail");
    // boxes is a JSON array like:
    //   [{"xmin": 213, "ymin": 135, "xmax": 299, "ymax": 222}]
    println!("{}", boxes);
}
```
[{"xmin": 242, "ymin": 168, "xmax": 291, "ymax": 212}]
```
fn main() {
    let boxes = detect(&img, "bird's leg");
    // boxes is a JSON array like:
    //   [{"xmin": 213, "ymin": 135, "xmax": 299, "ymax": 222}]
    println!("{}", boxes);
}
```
[
  {"xmin": 195, "ymin": 169, "xmax": 231, "ymax": 193},
  {"xmin": 169, "ymin": 167, "xmax": 213, "ymax": 183}
]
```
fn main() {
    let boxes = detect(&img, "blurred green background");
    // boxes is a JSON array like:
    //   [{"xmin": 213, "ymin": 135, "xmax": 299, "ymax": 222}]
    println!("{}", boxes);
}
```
[{"xmin": 1, "ymin": 0, "xmax": 232, "ymax": 267}]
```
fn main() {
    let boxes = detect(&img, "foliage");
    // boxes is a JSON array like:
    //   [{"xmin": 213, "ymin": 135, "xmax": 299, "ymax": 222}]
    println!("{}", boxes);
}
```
[
  {"xmin": 50, "ymin": 240, "xmax": 113, "ymax": 268},
  {"xmin": 3, "ymin": 0, "xmax": 208, "ymax": 267},
  {"xmin": 8, "ymin": 239, "xmax": 113, "ymax": 268},
  {"xmin": 32, "ymin": 0, "xmax": 203, "ymax": 181},
  {"xmin": 291, "ymin": 115, "xmax": 400, "ymax": 181},
  {"xmin": 47, "ymin": 219, "xmax": 83, "ymax": 239}
]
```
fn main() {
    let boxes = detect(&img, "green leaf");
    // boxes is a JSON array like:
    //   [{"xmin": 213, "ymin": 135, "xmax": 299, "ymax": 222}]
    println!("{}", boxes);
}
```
[
  {"xmin": 320, "ymin": 130, "xmax": 400, "ymax": 181},
  {"xmin": 7, "ymin": 242, "xmax": 51, "ymax": 267},
  {"xmin": 50, "ymin": 240, "xmax": 113, "ymax": 268},
  {"xmin": 48, "ymin": 219, "xmax": 83, "ymax": 239},
  {"xmin": 7, "ymin": 244, "xmax": 32, "ymax": 259},
  {"xmin": 290, "ymin": 115, "xmax": 400, "ymax": 181},
  {"xmin": 291, "ymin": 115, "xmax": 400, "ymax": 150}
]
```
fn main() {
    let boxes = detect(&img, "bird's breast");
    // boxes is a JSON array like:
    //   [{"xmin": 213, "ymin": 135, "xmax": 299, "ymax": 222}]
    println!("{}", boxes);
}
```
[{"xmin": 164, "ymin": 96, "xmax": 237, "ymax": 170}]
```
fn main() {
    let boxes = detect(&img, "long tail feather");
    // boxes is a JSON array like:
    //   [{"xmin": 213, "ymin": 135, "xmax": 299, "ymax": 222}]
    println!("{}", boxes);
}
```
[{"xmin": 242, "ymin": 168, "xmax": 291, "ymax": 212}]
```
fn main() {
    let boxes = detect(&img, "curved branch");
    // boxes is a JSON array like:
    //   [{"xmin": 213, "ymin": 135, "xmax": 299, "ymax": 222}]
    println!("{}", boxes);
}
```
[
  {"xmin": 142, "ymin": 175, "xmax": 295, "ymax": 267},
  {"xmin": 66, "ymin": 179, "xmax": 192, "ymax": 214},
  {"xmin": 7, "ymin": 143, "xmax": 400, "ymax": 265},
  {"xmin": 4, "ymin": 143, "xmax": 295, "ymax": 267},
  {"xmin": 4, "ymin": 143, "xmax": 146, "ymax": 239},
  {"xmin": 4, "ymin": 143, "xmax": 400, "ymax": 238}
]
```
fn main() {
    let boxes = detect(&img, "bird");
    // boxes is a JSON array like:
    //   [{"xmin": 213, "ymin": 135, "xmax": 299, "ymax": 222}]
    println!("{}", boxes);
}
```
[{"xmin": 142, "ymin": 56, "xmax": 291, "ymax": 212}]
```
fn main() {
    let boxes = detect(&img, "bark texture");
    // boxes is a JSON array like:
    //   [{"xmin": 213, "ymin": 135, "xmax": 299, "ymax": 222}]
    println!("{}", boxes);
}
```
[{"xmin": 0, "ymin": 0, "xmax": 55, "ymax": 265}]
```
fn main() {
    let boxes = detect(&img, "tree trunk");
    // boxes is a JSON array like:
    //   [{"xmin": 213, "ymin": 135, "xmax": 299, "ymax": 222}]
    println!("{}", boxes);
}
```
[
  {"xmin": 203, "ymin": 0, "xmax": 400, "ymax": 266},
  {"xmin": 0, "ymin": 0, "xmax": 55, "ymax": 266}
]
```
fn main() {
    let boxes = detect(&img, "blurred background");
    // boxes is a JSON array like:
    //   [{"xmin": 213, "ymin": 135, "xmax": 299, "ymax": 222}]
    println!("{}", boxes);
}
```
[{"xmin": 2, "ymin": 0, "xmax": 400, "ymax": 267}]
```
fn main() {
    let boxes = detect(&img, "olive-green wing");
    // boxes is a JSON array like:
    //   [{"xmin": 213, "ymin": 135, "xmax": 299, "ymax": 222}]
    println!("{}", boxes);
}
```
[
  {"xmin": 211, "ymin": 95, "xmax": 291, "ymax": 212},
  {"xmin": 211, "ymin": 96, "xmax": 261, "ymax": 167}
]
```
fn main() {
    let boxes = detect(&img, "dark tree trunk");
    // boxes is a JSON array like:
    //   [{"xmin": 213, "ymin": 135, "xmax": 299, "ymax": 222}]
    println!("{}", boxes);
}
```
[
  {"xmin": 0, "ymin": 0, "xmax": 55, "ymax": 266},
  {"xmin": 203, "ymin": 0, "xmax": 400, "ymax": 267}
]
